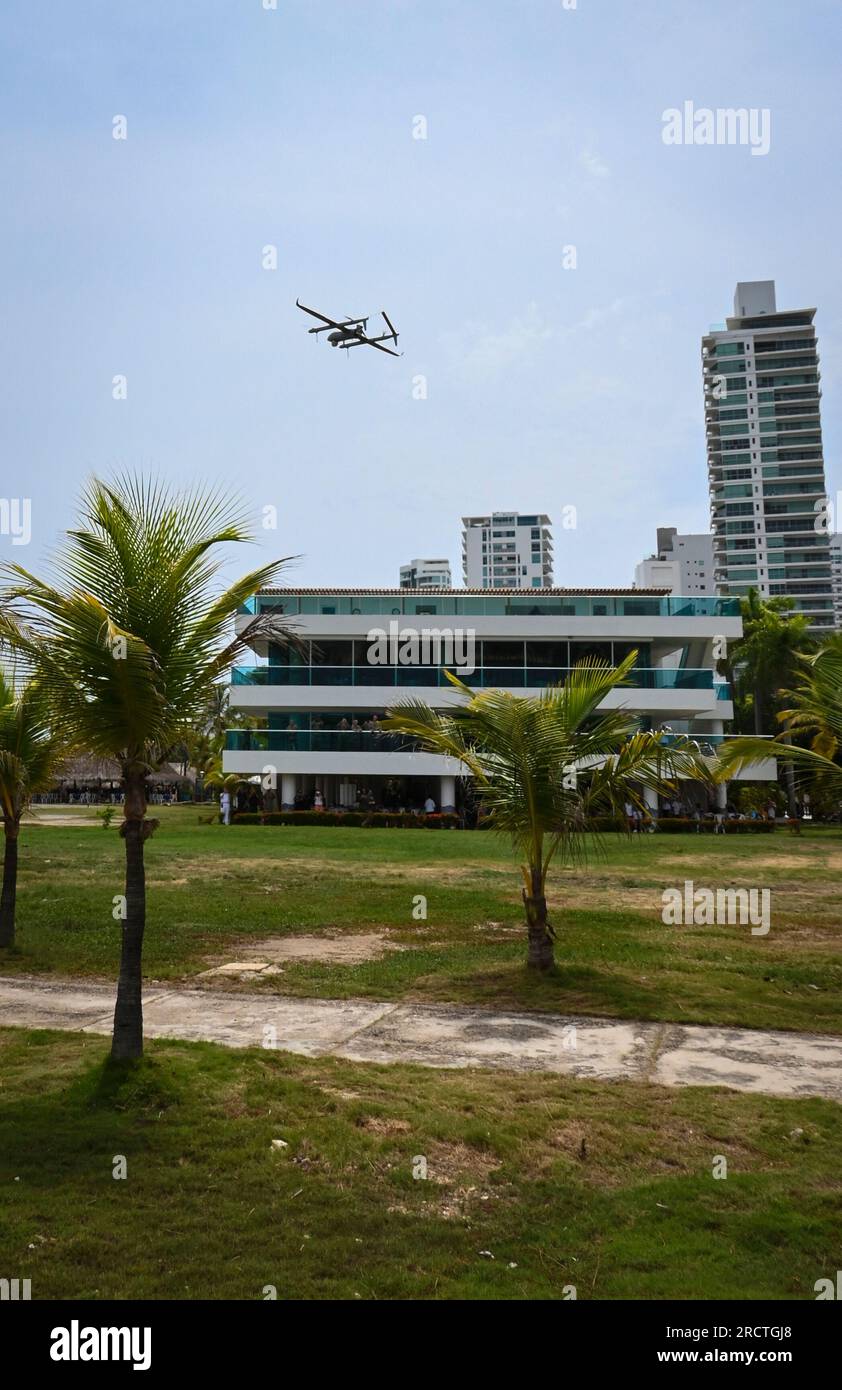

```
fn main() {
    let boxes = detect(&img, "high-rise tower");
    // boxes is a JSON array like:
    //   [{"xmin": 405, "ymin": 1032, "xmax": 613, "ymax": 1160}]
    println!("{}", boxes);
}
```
[{"xmin": 702, "ymin": 282, "xmax": 833, "ymax": 630}]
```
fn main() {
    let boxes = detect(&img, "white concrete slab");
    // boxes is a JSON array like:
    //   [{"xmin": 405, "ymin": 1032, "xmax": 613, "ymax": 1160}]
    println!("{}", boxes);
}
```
[
  {"xmin": 653, "ymin": 1023, "xmax": 842, "ymax": 1101},
  {"xmin": 333, "ymin": 1002, "xmax": 656, "ymax": 1079},
  {"xmin": 2, "ymin": 975, "xmax": 841, "ymax": 1102}
]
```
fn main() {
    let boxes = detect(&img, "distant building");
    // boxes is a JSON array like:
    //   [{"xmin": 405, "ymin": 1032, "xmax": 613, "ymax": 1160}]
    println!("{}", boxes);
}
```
[
  {"xmin": 400, "ymin": 558, "xmax": 452, "ymax": 590},
  {"xmin": 703, "ymin": 280, "xmax": 834, "ymax": 632},
  {"xmin": 831, "ymin": 534, "xmax": 842, "ymax": 629},
  {"xmin": 462, "ymin": 512, "xmax": 553, "ymax": 589},
  {"xmin": 635, "ymin": 528, "xmax": 714, "ymax": 595}
]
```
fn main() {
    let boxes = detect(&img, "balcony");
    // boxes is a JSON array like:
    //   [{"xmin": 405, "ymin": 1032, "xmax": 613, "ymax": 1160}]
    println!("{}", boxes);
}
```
[
  {"xmin": 225, "ymin": 725, "xmax": 758, "ymax": 761},
  {"xmin": 238, "ymin": 593, "xmax": 741, "ymax": 619},
  {"xmin": 231, "ymin": 665, "xmax": 722, "ymax": 692}
]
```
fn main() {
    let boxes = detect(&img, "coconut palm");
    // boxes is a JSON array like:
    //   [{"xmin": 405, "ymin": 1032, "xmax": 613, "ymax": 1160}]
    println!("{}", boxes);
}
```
[
  {"xmin": 718, "ymin": 640, "xmax": 842, "ymax": 798},
  {"xmin": 0, "ymin": 677, "xmax": 68, "ymax": 948},
  {"xmin": 0, "ymin": 476, "xmax": 296, "ymax": 1058},
  {"xmin": 722, "ymin": 589, "xmax": 813, "ymax": 814},
  {"xmin": 383, "ymin": 655, "xmax": 708, "ymax": 971},
  {"xmin": 729, "ymin": 589, "xmax": 812, "ymax": 734}
]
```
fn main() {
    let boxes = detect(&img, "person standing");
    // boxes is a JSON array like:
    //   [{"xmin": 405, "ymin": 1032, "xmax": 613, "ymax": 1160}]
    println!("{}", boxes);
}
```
[{"xmin": 220, "ymin": 789, "xmax": 231, "ymax": 826}]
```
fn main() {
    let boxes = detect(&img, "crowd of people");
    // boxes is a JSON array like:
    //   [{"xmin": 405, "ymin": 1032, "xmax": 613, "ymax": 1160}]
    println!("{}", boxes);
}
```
[{"xmin": 623, "ymin": 796, "xmax": 814, "ymax": 834}]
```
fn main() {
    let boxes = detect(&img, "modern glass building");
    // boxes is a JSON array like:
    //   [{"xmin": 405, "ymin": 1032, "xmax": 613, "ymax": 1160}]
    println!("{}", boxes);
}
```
[
  {"xmin": 223, "ymin": 587, "xmax": 775, "ymax": 812},
  {"xmin": 702, "ymin": 281, "xmax": 834, "ymax": 631}
]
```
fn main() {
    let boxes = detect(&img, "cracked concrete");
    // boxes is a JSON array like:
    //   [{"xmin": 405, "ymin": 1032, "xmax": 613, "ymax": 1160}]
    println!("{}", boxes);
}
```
[{"xmin": 1, "ymin": 974, "xmax": 840, "ymax": 1101}]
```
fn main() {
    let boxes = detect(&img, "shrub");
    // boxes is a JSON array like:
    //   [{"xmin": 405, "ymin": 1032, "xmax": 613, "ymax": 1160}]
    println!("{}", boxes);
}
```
[
  {"xmin": 231, "ymin": 810, "xmax": 462, "ymax": 829},
  {"xmin": 229, "ymin": 811, "xmax": 780, "ymax": 833},
  {"xmin": 652, "ymin": 816, "xmax": 776, "ymax": 834}
]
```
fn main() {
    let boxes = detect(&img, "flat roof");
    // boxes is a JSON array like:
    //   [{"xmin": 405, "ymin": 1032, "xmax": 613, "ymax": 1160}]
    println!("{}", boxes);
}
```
[{"xmin": 257, "ymin": 586, "xmax": 671, "ymax": 597}]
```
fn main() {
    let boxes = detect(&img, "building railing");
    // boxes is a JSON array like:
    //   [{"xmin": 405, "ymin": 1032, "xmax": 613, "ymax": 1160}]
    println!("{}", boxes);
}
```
[
  {"xmin": 226, "ymin": 729, "xmax": 420, "ymax": 753},
  {"xmin": 225, "ymin": 728, "xmax": 762, "ymax": 755},
  {"xmin": 237, "ymin": 594, "xmax": 741, "ymax": 618},
  {"xmin": 231, "ymin": 665, "xmax": 725, "ymax": 692}
]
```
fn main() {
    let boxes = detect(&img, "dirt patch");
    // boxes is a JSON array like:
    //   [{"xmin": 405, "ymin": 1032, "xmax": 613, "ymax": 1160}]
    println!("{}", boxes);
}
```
[
  {"xmin": 243, "ymin": 933, "xmax": 404, "ymax": 965},
  {"xmin": 167, "ymin": 854, "xmax": 510, "ymax": 886},
  {"xmin": 356, "ymin": 1116, "xmax": 412, "ymax": 1135},
  {"xmin": 386, "ymin": 1140, "xmax": 505, "ymax": 1221},
  {"xmin": 664, "ymin": 853, "xmax": 835, "ymax": 873},
  {"xmin": 424, "ymin": 1140, "xmax": 501, "ymax": 1186},
  {"xmin": 196, "ymin": 932, "xmax": 406, "ymax": 978},
  {"xmin": 21, "ymin": 814, "xmax": 100, "ymax": 828}
]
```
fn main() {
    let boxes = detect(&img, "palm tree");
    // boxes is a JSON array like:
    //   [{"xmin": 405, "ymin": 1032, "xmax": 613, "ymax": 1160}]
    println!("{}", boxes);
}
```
[
  {"xmin": 723, "ymin": 589, "xmax": 812, "ymax": 815},
  {"xmin": 0, "ymin": 677, "xmax": 68, "ymax": 948},
  {"xmin": 728, "ymin": 588, "xmax": 811, "ymax": 734},
  {"xmin": 780, "ymin": 634, "xmax": 842, "ymax": 760},
  {"xmin": 718, "ymin": 640, "xmax": 842, "ymax": 800},
  {"xmin": 0, "ymin": 476, "xmax": 296, "ymax": 1058},
  {"xmin": 203, "ymin": 761, "xmax": 255, "ymax": 812},
  {"xmin": 383, "ymin": 655, "xmax": 708, "ymax": 971}
]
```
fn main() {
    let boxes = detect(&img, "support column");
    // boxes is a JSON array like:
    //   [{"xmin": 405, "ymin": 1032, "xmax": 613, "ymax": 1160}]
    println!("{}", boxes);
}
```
[
  {"xmin": 715, "ymin": 780, "xmax": 728, "ymax": 810},
  {"xmin": 281, "ymin": 774, "xmax": 296, "ymax": 810},
  {"xmin": 440, "ymin": 775, "xmax": 456, "ymax": 814},
  {"xmin": 643, "ymin": 784, "xmax": 659, "ymax": 824}
]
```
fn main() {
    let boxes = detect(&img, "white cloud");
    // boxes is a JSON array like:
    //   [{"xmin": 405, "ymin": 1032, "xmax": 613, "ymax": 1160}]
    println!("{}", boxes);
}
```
[{"xmin": 579, "ymin": 147, "xmax": 610, "ymax": 178}]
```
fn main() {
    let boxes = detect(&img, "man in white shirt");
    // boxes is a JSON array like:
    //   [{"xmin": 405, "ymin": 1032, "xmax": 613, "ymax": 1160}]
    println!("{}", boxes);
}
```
[
  {"xmin": 220, "ymin": 790, "xmax": 231, "ymax": 825},
  {"xmin": 424, "ymin": 795, "xmax": 436, "ymax": 815}
]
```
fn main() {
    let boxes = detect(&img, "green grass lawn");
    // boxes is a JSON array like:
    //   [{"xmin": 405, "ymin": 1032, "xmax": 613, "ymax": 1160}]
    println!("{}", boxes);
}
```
[
  {"xmin": 3, "ymin": 808, "xmax": 841, "ymax": 1034},
  {"xmin": 1, "ymin": 1028, "xmax": 839, "ymax": 1301}
]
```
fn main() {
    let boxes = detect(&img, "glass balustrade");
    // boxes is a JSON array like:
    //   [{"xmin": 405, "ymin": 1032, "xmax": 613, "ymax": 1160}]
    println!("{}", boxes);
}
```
[
  {"xmin": 237, "ymin": 594, "xmax": 741, "ymax": 618},
  {"xmin": 232, "ymin": 665, "xmax": 721, "ymax": 691}
]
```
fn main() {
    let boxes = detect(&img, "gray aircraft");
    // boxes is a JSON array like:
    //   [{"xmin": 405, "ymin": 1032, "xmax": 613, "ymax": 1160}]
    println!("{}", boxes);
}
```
[{"xmin": 296, "ymin": 299, "xmax": 402, "ymax": 357}]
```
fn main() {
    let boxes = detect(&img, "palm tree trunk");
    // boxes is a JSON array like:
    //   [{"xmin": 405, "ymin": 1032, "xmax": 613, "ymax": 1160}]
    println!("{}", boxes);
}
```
[
  {"xmin": 779, "ymin": 722, "xmax": 799, "ymax": 821},
  {"xmin": 111, "ymin": 771, "xmax": 151, "ymax": 1060},
  {"xmin": 0, "ymin": 820, "xmax": 19, "ymax": 949},
  {"xmin": 524, "ymin": 867, "xmax": 554, "ymax": 971},
  {"xmin": 754, "ymin": 683, "xmax": 764, "ymax": 735}
]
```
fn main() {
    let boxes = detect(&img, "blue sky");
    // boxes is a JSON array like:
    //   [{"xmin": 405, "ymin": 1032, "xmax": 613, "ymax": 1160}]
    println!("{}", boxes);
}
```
[{"xmin": 2, "ymin": 0, "xmax": 840, "ymax": 589}]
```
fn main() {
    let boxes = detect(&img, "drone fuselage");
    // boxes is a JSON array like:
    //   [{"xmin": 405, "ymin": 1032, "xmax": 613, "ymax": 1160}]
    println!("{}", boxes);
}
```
[{"xmin": 328, "ymin": 328, "xmax": 360, "ymax": 346}]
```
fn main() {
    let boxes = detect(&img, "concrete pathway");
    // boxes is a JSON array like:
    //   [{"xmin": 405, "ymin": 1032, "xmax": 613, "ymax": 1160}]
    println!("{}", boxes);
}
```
[{"xmin": 1, "ymin": 974, "xmax": 841, "ymax": 1101}]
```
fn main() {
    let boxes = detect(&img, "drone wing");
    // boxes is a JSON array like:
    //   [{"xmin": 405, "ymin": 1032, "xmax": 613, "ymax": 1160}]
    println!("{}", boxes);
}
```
[
  {"xmin": 295, "ymin": 299, "xmax": 344, "ymax": 329},
  {"xmin": 364, "ymin": 338, "xmax": 402, "ymax": 357}
]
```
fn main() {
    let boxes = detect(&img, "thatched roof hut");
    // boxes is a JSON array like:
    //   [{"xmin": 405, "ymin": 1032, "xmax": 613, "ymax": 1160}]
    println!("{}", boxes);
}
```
[
  {"xmin": 56, "ymin": 756, "xmax": 123, "ymax": 785},
  {"xmin": 54, "ymin": 758, "xmax": 192, "ymax": 786}
]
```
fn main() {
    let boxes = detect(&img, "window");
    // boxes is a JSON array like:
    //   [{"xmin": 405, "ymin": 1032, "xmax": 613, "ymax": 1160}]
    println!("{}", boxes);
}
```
[
  {"xmin": 526, "ymin": 641, "xmax": 568, "ymax": 667},
  {"xmin": 482, "ymin": 640, "xmax": 524, "ymax": 667},
  {"xmin": 312, "ymin": 640, "xmax": 352, "ymax": 666},
  {"xmin": 570, "ymin": 641, "xmax": 612, "ymax": 664}
]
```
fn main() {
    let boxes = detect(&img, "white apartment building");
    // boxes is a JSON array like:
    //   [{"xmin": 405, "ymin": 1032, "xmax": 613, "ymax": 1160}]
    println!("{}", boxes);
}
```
[
  {"xmin": 702, "ymin": 281, "xmax": 834, "ymax": 632},
  {"xmin": 635, "ymin": 529, "xmax": 714, "ymax": 595},
  {"xmin": 462, "ymin": 512, "xmax": 553, "ymax": 589},
  {"xmin": 399, "ymin": 558, "xmax": 452, "ymax": 590},
  {"xmin": 223, "ymin": 586, "xmax": 775, "ymax": 813}
]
